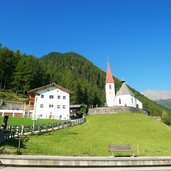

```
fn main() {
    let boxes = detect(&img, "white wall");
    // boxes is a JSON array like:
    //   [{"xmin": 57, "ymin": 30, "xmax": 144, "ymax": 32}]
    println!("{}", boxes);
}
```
[
  {"xmin": 105, "ymin": 83, "xmax": 115, "ymax": 107},
  {"xmin": 114, "ymin": 95, "xmax": 137, "ymax": 108},
  {"xmin": 136, "ymin": 99, "xmax": 143, "ymax": 109},
  {"xmin": 115, "ymin": 95, "xmax": 143, "ymax": 109},
  {"xmin": 34, "ymin": 87, "xmax": 70, "ymax": 120}
]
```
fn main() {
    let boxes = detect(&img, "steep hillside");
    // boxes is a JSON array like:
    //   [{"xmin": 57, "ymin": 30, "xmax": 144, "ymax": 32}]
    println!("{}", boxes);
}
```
[
  {"xmin": 0, "ymin": 47, "xmax": 170, "ymax": 115},
  {"xmin": 40, "ymin": 52, "xmax": 114, "ymax": 106}
]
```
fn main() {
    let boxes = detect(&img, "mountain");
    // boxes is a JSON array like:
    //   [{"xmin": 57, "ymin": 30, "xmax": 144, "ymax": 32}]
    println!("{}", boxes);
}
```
[
  {"xmin": 156, "ymin": 99, "xmax": 171, "ymax": 109},
  {"xmin": 0, "ymin": 46, "xmax": 170, "ymax": 115},
  {"xmin": 142, "ymin": 90, "xmax": 171, "ymax": 100}
]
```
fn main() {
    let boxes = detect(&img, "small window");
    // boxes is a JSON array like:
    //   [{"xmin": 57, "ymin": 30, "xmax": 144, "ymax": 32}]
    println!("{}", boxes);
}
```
[
  {"xmin": 63, "ymin": 105, "xmax": 66, "ymax": 109},
  {"xmin": 57, "ymin": 105, "xmax": 60, "ymax": 109},
  {"xmin": 119, "ymin": 99, "xmax": 121, "ymax": 104},
  {"xmin": 132, "ymin": 97, "xmax": 134, "ymax": 104},
  {"xmin": 41, "ymin": 95, "xmax": 44, "ymax": 98},
  {"xmin": 40, "ymin": 104, "xmax": 44, "ymax": 108},
  {"xmin": 57, "ymin": 95, "xmax": 61, "ymax": 99},
  {"xmin": 49, "ymin": 95, "xmax": 54, "ymax": 99},
  {"xmin": 109, "ymin": 84, "xmax": 112, "ymax": 90},
  {"xmin": 63, "ymin": 96, "xmax": 66, "ymax": 99},
  {"xmin": 49, "ymin": 104, "xmax": 54, "ymax": 108}
]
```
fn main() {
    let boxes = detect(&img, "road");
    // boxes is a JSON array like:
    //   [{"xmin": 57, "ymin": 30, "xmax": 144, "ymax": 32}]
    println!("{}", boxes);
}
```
[{"xmin": 0, "ymin": 167, "xmax": 171, "ymax": 171}]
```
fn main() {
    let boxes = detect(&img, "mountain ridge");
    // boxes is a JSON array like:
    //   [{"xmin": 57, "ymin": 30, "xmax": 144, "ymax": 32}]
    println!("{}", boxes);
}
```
[{"xmin": 142, "ymin": 90, "xmax": 171, "ymax": 100}]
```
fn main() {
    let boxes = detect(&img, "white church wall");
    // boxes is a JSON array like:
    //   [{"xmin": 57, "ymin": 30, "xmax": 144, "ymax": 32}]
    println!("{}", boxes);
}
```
[
  {"xmin": 34, "ymin": 87, "xmax": 70, "ymax": 120},
  {"xmin": 114, "ymin": 95, "xmax": 137, "ymax": 108},
  {"xmin": 136, "ymin": 99, "xmax": 143, "ymax": 109},
  {"xmin": 105, "ymin": 83, "xmax": 115, "ymax": 107}
]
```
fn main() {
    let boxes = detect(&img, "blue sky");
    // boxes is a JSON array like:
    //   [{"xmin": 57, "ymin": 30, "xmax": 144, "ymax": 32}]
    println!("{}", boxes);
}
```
[{"xmin": 1, "ymin": 0, "xmax": 171, "ymax": 92}]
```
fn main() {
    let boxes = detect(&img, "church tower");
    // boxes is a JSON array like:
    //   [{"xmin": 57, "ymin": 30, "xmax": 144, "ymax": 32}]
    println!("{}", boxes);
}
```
[{"xmin": 105, "ymin": 62, "xmax": 115, "ymax": 107}]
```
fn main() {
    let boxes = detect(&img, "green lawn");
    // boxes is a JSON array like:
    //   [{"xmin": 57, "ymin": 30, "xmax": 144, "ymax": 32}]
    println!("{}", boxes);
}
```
[
  {"xmin": 0, "ymin": 116, "xmax": 62, "ymax": 126},
  {"xmin": 16, "ymin": 112, "xmax": 171, "ymax": 156}
]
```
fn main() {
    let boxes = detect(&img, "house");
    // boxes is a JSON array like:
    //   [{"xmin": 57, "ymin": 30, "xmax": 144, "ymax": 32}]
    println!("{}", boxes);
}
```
[
  {"xmin": 26, "ymin": 83, "xmax": 73, "ymax": 120},
  {"xmin": 105, "ymin": 63, "xmax": 143, "ymax": 109}
]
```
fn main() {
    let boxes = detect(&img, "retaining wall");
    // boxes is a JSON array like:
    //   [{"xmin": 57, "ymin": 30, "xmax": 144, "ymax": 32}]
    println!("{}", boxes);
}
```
[
  {"xmin": 0, "ymin": 155, "xmax": 171, "ymax": 167},
  {"xmin": 88, "ymin": 106, "xmax": 149, "ymax": 115}
]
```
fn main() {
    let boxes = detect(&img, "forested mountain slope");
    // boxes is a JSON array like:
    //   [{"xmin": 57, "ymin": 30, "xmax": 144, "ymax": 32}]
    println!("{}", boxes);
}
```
[{"xmin": 0, "ymin": 46, "xmax": 170, "ymax": 115}]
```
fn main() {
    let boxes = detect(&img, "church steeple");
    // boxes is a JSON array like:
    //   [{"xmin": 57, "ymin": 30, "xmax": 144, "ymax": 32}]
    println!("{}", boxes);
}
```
[
  {"xmin": 106, "ymin": 63, "xmax": 114, "ymax": 83},
  {"xmin": 105, "ymin": 62, "xmax": 115, "ymax": 107}
]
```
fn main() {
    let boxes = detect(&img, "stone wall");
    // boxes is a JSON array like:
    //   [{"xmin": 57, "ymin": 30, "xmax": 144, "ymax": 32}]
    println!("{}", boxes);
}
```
[
  {"xmin": 0, "ymin": 101, "xmax": 24, "ymax": 110},
  {"xmin": 88, "ymin": 106, "xmax": 149, "ymax": 115}
]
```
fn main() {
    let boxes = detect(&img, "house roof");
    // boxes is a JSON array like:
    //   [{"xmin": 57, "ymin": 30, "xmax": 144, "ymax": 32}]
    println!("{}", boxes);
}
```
[
  {"xmin": 116, "ymin": 81, "xmax": 134, "ymax": 96},
  {"xmin": 105, "ymin": 63, "xmax": 114, "ymax": 83},
  {"xmin": 27, "ymin": 83, "xmax": 74, "ymax": 95},
  {"xmin": 70, "ymin": 104, "xmax": 81, "ymax": 108}
]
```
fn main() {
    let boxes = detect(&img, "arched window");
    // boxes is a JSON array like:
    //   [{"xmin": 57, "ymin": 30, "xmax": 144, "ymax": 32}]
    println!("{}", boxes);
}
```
[
  {"xmin": 119, "ymin": 98, "xmax": 121, "ymax": 104},
  {"xmin": 109, "ymin": 84, "xmax": 112, "ymax": 90}
]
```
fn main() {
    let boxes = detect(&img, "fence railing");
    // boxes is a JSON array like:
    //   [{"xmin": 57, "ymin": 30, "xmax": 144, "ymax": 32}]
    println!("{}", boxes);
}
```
[{"xmin": 0, "ymin": 118, "xmax": 86, "ymax": 144}]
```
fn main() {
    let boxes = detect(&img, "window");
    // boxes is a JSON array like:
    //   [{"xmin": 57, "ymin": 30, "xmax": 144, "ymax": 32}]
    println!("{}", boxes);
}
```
[
  {"xmin": 49, "ymin": 95, "xmax": 54, "ymax": 99},
  {"xmin": 109, "ymin": 84, "xmax": 112, "ymax": 90},
  {"xmin": 40, "ymin": 104, "xmax": 44, "ymax": 108},
  {"xmin": 41, "ymin": 95, "xmax": 44, "ymax": 98},
  {"xmin": 49, "ymin": 104, "xmax": 54, "ymax": 108},
  {"xmin": 57, "ymin": 105, "xmax": 60, "ymax": 109},
  {"xmin": 63, "ymin": 96, "xmax": 66, "ymax": 99},
  {"xmin": 132, "ymin": 97, "xmax": 134, "ymax": 104},
  {"xmin": 57, "ymin": 95, "xmax": 61, "ymax": 99},
  {"xmin": 63, "ymin": 105, "xmax": 66, "ymax": 109},
  {"xmin": 119, "ymin": 99, "xmax": 121, "ymax": 104}
]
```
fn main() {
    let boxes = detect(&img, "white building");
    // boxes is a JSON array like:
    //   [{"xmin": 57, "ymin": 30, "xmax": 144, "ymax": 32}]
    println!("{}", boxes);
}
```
[
  {"xmin": 105, "ymin": 63, "xmax": 143, "ymax": 109},
  {"xmin": 27, "ymin": 83, "xmax": 73, "ymax": 120}
]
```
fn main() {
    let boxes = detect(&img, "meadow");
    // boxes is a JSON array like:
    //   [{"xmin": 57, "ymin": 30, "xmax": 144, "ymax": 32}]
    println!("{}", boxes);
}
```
[
  {"xmin": 0, "ymin": 116, "xmax": 62, "ymax": 126},
  {"xmin": 14, "ymin": 112, "xmax": 171, "ymax": 156}
]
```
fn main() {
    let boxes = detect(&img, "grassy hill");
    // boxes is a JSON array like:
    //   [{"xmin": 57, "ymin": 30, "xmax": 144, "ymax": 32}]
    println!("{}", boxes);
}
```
[{"xmin": 15, "ymin": 113, "xmax": 171, "ymax": 156}]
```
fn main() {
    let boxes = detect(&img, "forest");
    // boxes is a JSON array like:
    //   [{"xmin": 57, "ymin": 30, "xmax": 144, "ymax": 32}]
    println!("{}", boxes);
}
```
[{"xmin": 0, "ymin": 45, "xmax": 170, "ymax": 115}]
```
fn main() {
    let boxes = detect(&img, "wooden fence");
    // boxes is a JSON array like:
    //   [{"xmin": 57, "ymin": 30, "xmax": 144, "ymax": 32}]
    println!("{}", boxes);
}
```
[{"xmin": 0, "ymin": 118, "xmax": 85, "ymax": 144}]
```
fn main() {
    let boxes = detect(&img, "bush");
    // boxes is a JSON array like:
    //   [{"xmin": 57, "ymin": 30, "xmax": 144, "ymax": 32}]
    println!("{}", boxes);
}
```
[
  {"xmin": 161, "ymin": 111, "xmax": 171, "ymax": 125},
  {"xmin": 76, "ymin": 103, "xmax": 88, "ymax": 117}
]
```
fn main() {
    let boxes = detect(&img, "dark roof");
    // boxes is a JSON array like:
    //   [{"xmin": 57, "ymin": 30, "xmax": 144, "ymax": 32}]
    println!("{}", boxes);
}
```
[
  {"xmin": 116, "ymin": 81, "xmax": 134, "ymax": 96},
  {"xmin": 27, "ymin": 83, "xmax": 73, "ymax": 95}
]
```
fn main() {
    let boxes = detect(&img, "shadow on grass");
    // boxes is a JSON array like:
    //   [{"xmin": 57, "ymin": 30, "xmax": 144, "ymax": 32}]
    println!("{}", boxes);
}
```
[{"xmin": 0, "ymin": 136, "xmax": 30, "ymax": 155}]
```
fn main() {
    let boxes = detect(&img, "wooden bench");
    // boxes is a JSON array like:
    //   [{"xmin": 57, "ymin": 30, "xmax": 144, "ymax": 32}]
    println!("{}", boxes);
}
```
[{"xmin": 109, "ymin": 144, "xmax": 134, "ymax": 157}]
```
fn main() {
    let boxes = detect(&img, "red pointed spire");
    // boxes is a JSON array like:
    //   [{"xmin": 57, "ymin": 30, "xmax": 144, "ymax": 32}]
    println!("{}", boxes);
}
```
[{"xmin": 106, "ymin": 63, "xmax": 114, "ymax": 83}]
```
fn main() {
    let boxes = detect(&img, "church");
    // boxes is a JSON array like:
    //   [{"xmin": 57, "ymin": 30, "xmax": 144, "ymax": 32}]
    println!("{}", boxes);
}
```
[{"xmin": 105, "ymin": 63, "xmax": 143, "ymax": 109}]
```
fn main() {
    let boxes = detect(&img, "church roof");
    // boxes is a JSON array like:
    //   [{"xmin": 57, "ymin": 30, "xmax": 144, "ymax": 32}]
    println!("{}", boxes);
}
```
[
  {"xmin": 105, "ymin": 63, "xmax": 114, "ymax": 83},
  {"xmin": 116, "ymin": 81, "xmax": 134, "ymax": 96}
]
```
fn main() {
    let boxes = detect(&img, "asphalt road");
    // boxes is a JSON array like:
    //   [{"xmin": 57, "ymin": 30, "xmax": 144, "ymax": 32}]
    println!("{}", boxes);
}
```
[{"xmin": 0, "ymin": 167, "xmax": 171, "ymax": 171}]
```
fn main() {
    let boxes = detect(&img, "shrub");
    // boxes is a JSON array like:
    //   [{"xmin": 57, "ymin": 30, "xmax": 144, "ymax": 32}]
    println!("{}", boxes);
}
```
[{"xmin": 161, "ymin": 111, "xmax": 171, "ymax": 125}]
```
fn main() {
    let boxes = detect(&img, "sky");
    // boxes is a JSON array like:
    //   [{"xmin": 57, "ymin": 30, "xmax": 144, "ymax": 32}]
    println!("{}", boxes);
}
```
[{"xmin": 1, "ymin": 0, "xmax": 171, "ymax": 92}]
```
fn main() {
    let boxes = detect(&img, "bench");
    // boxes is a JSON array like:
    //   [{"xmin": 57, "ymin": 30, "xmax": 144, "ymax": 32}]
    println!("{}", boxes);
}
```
[{"xmin": 109, "ymin": 144, "xmax": 134, "ymax": 157}]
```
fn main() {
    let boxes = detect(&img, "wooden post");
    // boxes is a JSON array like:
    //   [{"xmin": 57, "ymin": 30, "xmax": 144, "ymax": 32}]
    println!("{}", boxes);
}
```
[{"xmin": 137, "ymin": 144, "xmax": 140, "ymax": 156}]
